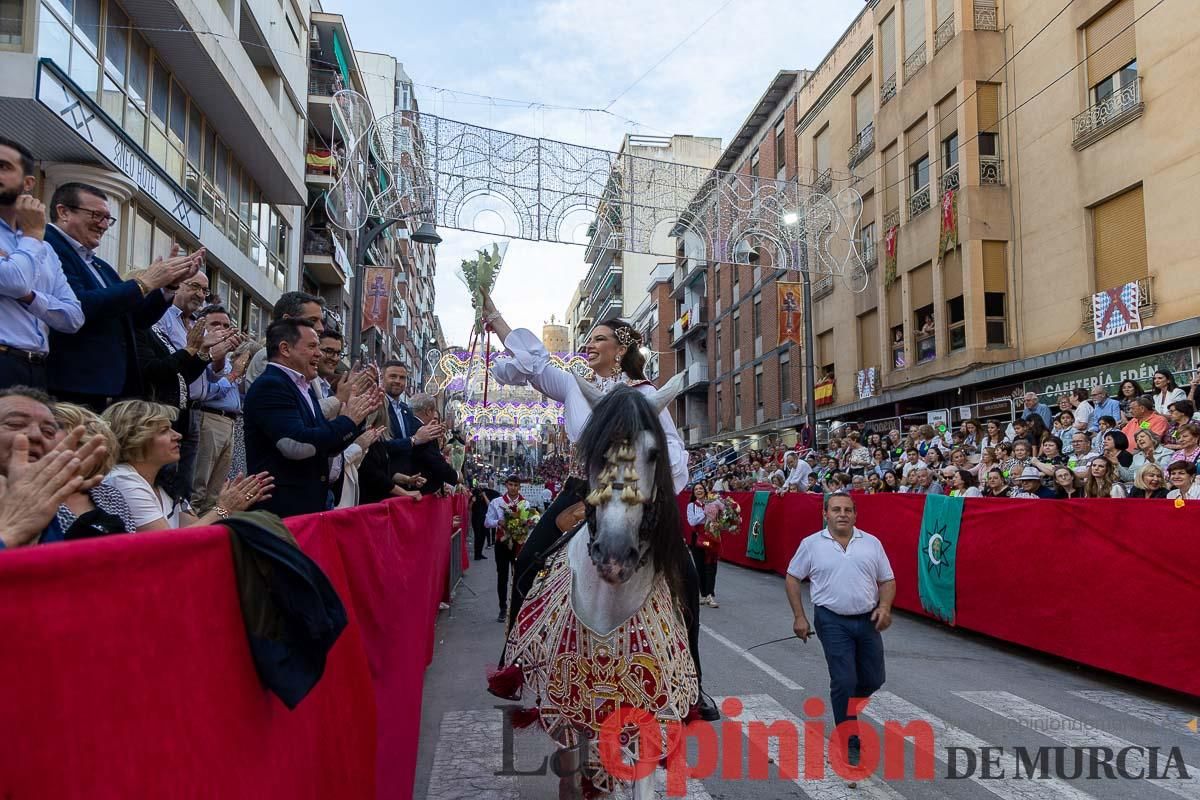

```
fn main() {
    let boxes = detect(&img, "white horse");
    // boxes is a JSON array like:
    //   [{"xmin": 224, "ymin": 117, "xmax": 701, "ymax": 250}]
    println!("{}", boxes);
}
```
[{"xmin": 502, "ymin": 379, "xmax": 696, "ymax": 799}]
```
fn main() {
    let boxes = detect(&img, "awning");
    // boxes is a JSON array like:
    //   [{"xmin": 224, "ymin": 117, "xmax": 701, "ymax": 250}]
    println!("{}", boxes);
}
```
[{"xmin": 332, "ymin": 29, "xmax": 352, "ymax": 89}]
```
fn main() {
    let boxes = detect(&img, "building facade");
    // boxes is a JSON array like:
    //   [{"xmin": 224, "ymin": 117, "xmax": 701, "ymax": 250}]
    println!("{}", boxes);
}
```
[
  {"xmin": 630, "ymin": 263, "xmax": 676, "ymax": 385},
  {"xmin": 1, "ymin": 0, "xmax": 309, "ymax": 334}
]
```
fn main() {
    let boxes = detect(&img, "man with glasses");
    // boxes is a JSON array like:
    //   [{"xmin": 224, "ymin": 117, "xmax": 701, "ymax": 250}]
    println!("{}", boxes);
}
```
[
  {"xmin": 1086, "ymin": 386, "xmax": 1122, "ymax": 433},
  {"xmin": 315, "ymin": 329, "xmax": 344, "ymax": 400},
  {"xmin": 0, "ymin": 138, "xmax": 84, "ymax": 390},
  {"xmin": 44, "ymin": 180, "xmax": 202, "ymax": 410},
  {"xmin": 188, "ymin": 304, "xmax": 247, "ymax": 513}
]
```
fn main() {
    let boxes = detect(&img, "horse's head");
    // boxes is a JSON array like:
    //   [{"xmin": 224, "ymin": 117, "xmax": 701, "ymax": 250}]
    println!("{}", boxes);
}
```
[{"xmin": 575, "ymin": 375, "xmax": 686, "ymax": 585}]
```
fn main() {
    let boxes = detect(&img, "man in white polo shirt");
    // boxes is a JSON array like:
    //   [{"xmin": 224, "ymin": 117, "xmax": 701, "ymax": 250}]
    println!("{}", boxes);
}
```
[{"xmin": 786, "ymin": 491, "xmax": 895, "ymax": 768}]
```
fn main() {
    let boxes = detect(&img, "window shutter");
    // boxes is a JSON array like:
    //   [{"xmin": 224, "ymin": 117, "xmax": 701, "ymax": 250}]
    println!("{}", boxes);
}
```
[
  {"xmin": 911, "ymin": 262, "xmax": 933, "ymax": 310},
  {"xmin": 977, "ymin": 83, "xmax": 999, "ymax": 133},
  {"xmin": 881, "ymin": 12, "xmax": 897, "ymax": 79},
  {"xmin": 815, "ymin": 127, "xmax": 830, "ymax": 172},
  {"xmin": 817, "ymin": 331, "xmax": 832, "ymax": 366},
  {"xmin": 1092, "ymin": 185, "xmax": 1147, "ymax": 291},
  {"xmin": 883, "ymin": 143, "xmax": 899, "ymax": 211},
  {"xmin": 887, "ymin": 285, "xmax": 903, "ymax": 326},
  {"xmin": 855, "ymin": 85, "xmax": 873, "ymax": 133},
  {"xmin": 907, "ymin": 119, "xmax": 928, "ymax": 161},
  {"xmin": 943, "ymin": 249, "xmax": 963, "ymax": 299},
  {"xmin": 982, "ymin": 241, "xmax": 1007, "ymax": 292},
  {"xmin": 1086, "ymin": 0, "xmax": 1136, "ymax": 88},
  {"xmin": 904, "ymin": 0, "xmax": 925, "ymax": 57},
  {"xmin": 858, "ymin": 310, "xmax": 880, "ymax": 370},
  {"xmin": 938, "ymin": 94, "xmax": 957, "ymax": 141}
]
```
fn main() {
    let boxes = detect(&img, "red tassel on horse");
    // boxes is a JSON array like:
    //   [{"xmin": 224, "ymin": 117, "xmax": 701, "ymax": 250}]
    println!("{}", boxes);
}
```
[{"xmin": 486, "ymin": 664, "xmax": 524, "ymax": 700}]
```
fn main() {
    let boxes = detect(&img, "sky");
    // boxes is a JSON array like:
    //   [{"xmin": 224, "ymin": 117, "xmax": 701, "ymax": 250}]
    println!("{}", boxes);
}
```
[{"xmin": 337, "ymin": 0, "xmax": 865, "ymax": 349}]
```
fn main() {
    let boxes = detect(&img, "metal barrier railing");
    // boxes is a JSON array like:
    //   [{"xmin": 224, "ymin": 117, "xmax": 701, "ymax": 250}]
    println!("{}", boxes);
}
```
[{"xmin": 447, "ymin": 530, "xmax": 463, "ymax": 599}]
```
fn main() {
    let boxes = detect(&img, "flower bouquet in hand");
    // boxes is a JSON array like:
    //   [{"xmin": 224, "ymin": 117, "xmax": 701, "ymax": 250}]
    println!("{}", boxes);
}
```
[
  {"xmin": 500, "ymin": 499, "xmax": 540, "ymax": 557},
  {"xmin": 457, "ymin": 242, "xmax": 508, "ymax": 334}
]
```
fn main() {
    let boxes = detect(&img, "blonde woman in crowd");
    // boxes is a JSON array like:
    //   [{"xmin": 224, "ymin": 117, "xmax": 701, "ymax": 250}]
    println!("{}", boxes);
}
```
[
  {"xmin": 1082, "ymin": 456, "xmax": 1126, "ymax": 498},
  {"xmin": 102, "ymin": 400, "xmax": 274, "ymax": 530},
  {"xmin": 1128, "ymin": 463, "xmax": 1169, "ymax": 499},
  {"xmin": 51, "ymin": 403, "xmax": 136, "ymax": 537}
]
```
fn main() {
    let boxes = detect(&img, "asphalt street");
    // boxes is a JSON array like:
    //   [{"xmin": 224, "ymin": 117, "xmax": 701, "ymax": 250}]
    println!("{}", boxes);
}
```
[{"xmin": 415, "ymin": 549, "xmax": 1200, "ymax": 799}]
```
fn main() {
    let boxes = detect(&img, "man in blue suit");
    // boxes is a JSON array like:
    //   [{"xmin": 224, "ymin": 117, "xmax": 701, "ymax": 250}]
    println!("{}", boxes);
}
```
[
  {"xmin": 381, "ymin": 360, "xmax": 443, "ymax": 476},
  {"xmin": 44, "ymin": 181, "xmax": 203, "ymax": 411},
  {"xmin": 243, "ymin": 319, "xmax": 380, "ymax": 518}
]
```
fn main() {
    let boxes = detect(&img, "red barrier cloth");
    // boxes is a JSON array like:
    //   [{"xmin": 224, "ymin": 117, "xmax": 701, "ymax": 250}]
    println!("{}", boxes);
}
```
[
  {"xmin": 0, "ymin": 527, "xmax": 377, "ymax": 800},
  {"xmin": 682, "ymin": 491, "xmax": 1200, "ymax": 697}
]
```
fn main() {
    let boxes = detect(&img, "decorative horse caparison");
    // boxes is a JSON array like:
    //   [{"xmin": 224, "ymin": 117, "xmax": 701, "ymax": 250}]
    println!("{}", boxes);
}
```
[{"xmin": 494, "ymin": 380, "xmax": 696, "ymax": 799}]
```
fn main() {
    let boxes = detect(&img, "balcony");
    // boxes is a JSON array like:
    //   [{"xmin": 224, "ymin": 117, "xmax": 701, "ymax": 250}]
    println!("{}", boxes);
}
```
[
  {"xmin": 683, "ymin": 362, "xmax": 710, "ymax": 393},
  {"xmin": 671, "ymin": 305, "xmax": 709, "ymax": 344},
  {"xmin": 847, "ymin": 124, "xmax": 875, "ymax": 168},
  {"xmin": 1072, "ymin": 77, "xmax": 1143, "ymax": 151},
  {"xmin": 813, "ymin": 168, "xmax": 833, "ymax": 194},
  {"xmin": 909, "ymin": 185, "xmax": 932, "ymax": 218},
  {"xmin": 812, "ymin": 274, "xmax": 834, "ymax": 301},
  {"xmin": 302, "ymin": 228, "xmax": 349, "ymax": 287},
  {"xmin": 883, "ymin": 209, "xmax": 900, "ymax": 231},
  {"xmin": 974, "ymin": 0, "xmax": 998, "ymax": 30},
  {"xmin": 860, "ymin": 239, "xmax": 878, "ymax": 270},
  {"xmin": 671, "ymin": 258, "xmax": 706, "ymax": 297},
  {"xmin": 979, "ymin": 156, "xmax": 1004, "ymax": 185},
  {"xmin": 308, "ymin": 69, "xmax": 343, "ymax": 98},
  {"xmin": 1080, "ymin": 276, "xmax": 1156, "ymax": 333},
  {"xmin": 685, "ymin": 424, "xmax": 710, "ymax": 446},
  {"xmin": 935, "ymin": 14, "xmax": 955, "ymax": 52},
  {"xmin": 881, "ymin": 74, "xmax": 897, "ymax": 107},
  {"xmin": 903, "ymin": 43, "xmax": 927, "ymax": 82},
  {"xmin": 939, "ymin": 163, "xmax": 960, "ymax": 197}
]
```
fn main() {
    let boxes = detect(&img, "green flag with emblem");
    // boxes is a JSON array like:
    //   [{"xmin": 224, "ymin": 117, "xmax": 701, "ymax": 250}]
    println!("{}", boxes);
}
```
[
  {"xmin": 917, "ymin": 493, "xmax": 964, "ymax": 624},
  {"xmin": 746, "ymin": 491, "xmax": 770, "ymax": 561}
]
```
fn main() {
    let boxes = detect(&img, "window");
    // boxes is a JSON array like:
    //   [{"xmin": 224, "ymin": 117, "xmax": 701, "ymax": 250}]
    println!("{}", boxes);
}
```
[
  {"xmin": 814, "ymin": 125, "xmax": 830, "ymax": 177},
  {"xmin": 734, "ymin": 377, "xmax": 742, "ymax": 419},
  {"xmin": 891, "ymin": 325, "xmax": 906, "ymax": 369},
  {"xmin": 716, "ymin": 386, "xmax": 723, "ymax": 427},
  {"xmin": 858, "ymin": 310, "xmax": 880, "ymax": 372},
  {"xmin": 1092, "ymin": 185, "xmax": 1147, "ymax": 291},
  {"xmin": 880, "ymin": 11, "xmax": 896, "ymax": 82},
  {"xmin": 1085, "ymin": 0, "xmax": 1136, "ymax": 95},
  {"xmin": 942, "ymin": 132, "xmax": 959, "ymax": 170},
  {"xmin": 947, "ymin": 295, "xmax": 965, "ymax": 351},
  {"xmin": 715, "ymin": 323, "xmax": 722, "ymax": 360},
  {"xmin": 749, "ymin": 149, "xmax": 760, "ymax": 177},
  {"xmin": 104, "ymin": 3, "xmax": 128, "ymax": 80},
  {"xmin": 985, "ymin": 293, "xmax": 1007, "ymax": 345},
  {"xmin": 150, "ymin": 57, "xmax": 169, "ymax": 124},
  {"xmin": 914, "ymin": 304, "xmax": 935, "ymax": 362},
  {"xmin": 780, "ymin": 353, "xmax": 791, "ymax": 408},
  {"xmin": 755, "ymin": 367, "xmax": 764, "ymax": 410},
  {"xmin": 774, "ymin": 118, "xmax": 787, "ymax": 176},
  {"xmin": 732, "ymin": 311, "xmax": 740, "ymax": 351},
  {"xmin": 903, "ymin": 0, "xmax": 924, "ymax": 58},
  {"xmin": 911, "ymin": 155, "xmax": 929, "ymax": 191},
  {"xmin": 74, "ymin": 0, "xmax": 100, "ymax": 52},
  {"xmin": 854, "ymin": 84, "xmax": 873, "ymax": 135},
  {"xmin": 860, "ymin": 221, "xmax": 876, "ymax": 264},
  {"xmin": 752, "ymin": 294, "xmax": 762, "ymax": 339},
  {"xmin": 0, "ymin": 0, "xmax": 26, "ymax": 47},
  {"xmin": 714, "ymin": 264, "xmax": 721, "ymax": 299},
  {"xmin": 1093, "ymin": 60, "xmax": 1137, "ymax": 105},
  {"xmin": 977, "ymin": 82, "xmax": 999, "ymax": 155}
]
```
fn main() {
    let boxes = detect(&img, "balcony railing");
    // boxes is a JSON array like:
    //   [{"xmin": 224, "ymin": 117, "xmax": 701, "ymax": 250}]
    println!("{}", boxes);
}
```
[
  {"xmin": 974, "ymin": 0, "xmax": 998, "ymax": 30},
  {"xmin": 881, "ymin": 74, "xmax": 897, "ymax": 106},
  {"xmin": 308, "ymin": 69, "xmax": 343, "ymax": 97},
  {"xmin": 303, "ymin": 229, "xmax": 335, "ymax": 256},
  {"xmin": 939, "ymin": 163, "xmax": 960, "ymax": 196},
  {"xmin": 812, "ymin": 274, "xmax": 834, "ymax": 300},
  {"xmin": 687, "ymin": 362, "xmax": 710, "ymax": 385},
  {"xmin": 935, "ymin": 14, "xmax": 956, "ymax": 52},
  {"xmin": 979, "ymin": 156, "xmax": 1004, "ymax": 185},
  {"xmin": 672, "ymin": 305, "xmax": 708, "ymax": 342},
  {"xmin": 1072, "ymin": 77, "xmax": 1143, "ymax": 150},
  {"xmin": 813, "ymin": 168, "xmax": 833, "ymax": 194},
  {"xmin": 903, "ymin": 43, "xmax": 927, "ymax": 82},
  {"xmin": 1080, "ymin": 276, "xmax": 1156, "ymax": 332},
  {"xmin": 909, "ymin": 184, "xmax": 932, "ymax": 218},
  {"xmin": 883, "ymin": 209, "xmax": 900, "ymax": 230},
  {"xmin": 847, "ymin": 123, "xmax": 875, "ymax": 168},
  {"xmin": 861, "ymin": 239, "xmax": 878, "ymax": 269}
]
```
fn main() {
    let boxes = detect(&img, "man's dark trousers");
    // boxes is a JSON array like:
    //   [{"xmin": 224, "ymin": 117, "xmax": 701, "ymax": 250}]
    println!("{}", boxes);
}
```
[
  {"xmin": 813, "ymin": 605, "xmax": 886, "ymax": 728},
  {"xmin": 473, "ymin": 518, "xmax": 487, "ymax": 560},
  {"xmin": 495, "ymin": 539, "xmax": 515, "ymax": 616}
]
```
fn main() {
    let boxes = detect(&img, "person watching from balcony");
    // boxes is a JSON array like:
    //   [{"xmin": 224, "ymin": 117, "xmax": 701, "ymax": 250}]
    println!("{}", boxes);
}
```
[
  {"xmin": 1120, "ymin": 395, "xmax": 1168, "ymax": 450},
  {"xmin": 1087, "ymin": 386, "xmax": 1122, "ymax": 432},
  {"xmin": 1151, "ymin": 369, "xmax": 1187, "ymax": 416},
  {"xmin": 1082, "ymin": 456, "xmax": 1126, "ymax": 498}
]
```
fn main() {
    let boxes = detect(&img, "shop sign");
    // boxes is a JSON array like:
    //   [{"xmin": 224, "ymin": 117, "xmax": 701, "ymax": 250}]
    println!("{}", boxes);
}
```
[{"xmin": 1024, "ymin": 348, "xmax": 1194, "ymax": 400}]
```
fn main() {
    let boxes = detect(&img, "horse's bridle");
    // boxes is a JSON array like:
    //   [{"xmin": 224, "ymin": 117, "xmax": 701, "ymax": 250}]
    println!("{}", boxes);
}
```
[{"xmin": 582, "ymin": 439, "xmax": 658, "ymax": 570}]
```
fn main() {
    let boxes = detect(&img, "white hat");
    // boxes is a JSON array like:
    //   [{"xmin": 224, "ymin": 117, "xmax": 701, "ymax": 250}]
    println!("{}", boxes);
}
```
[{"xmin": 1018, "ymin": 466, "xmax": 1044, "ymax": 481}]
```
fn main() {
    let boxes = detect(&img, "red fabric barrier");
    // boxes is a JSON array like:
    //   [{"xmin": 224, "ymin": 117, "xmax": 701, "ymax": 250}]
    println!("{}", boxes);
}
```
[
  {"xmin": 0, "ymin": 495, "xmax": 461, "ymax": 800},
  {"xmin": 683, "ymin": 491, "xmax": 1200, "ymax": 697}
]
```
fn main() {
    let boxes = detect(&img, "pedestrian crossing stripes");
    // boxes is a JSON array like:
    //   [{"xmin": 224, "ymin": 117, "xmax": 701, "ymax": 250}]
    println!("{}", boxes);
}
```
[
  {"xmin": 701, "ymin": 623, "xmax": 805, "ymax": 691},
  {"xmin": 1071, "ymin": 690, "xmax": 1196, "ymax": 732},
  {"xmin": 862, "ymin": 691, "xmax": 1098, "ymax": 800},
  {"xmin": 718, "ymin": 693, "xmax": 907, "ymax": 800},
  {"xmin": 957, "ymin": 691, "xmax": 1200, "ymax": 799}
]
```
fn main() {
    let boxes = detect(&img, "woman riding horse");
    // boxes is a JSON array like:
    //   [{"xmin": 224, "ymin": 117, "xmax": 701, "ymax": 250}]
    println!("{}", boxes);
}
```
[{"xmin": 482, "ymin": 289, "xmax": 718, "ymax": 722}]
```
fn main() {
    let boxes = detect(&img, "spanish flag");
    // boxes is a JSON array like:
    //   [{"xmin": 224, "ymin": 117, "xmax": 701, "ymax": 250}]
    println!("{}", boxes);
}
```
[{"xmin": 814, "ymin": 377, "xmax": 835, "ymax": 407}]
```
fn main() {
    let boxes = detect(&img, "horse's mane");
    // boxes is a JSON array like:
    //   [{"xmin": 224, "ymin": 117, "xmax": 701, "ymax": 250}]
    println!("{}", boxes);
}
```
[{"xmin": 577, "ymin": 386, "xmax": 688, "ymax": 606}]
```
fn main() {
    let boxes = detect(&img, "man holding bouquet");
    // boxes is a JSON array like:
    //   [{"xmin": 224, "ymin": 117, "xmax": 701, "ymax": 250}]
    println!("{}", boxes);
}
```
[{"xmin": 485, "ymin": 475, "xmax": 539, "ymax": 623}]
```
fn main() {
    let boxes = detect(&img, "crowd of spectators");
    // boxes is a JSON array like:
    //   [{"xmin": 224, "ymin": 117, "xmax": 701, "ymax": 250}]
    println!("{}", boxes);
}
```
[
  {"xmin": 686, "ymin": 382, "xmax": 1200, "ymax": 503},
  {"xmin": 0, "ymin": 137, "xmax": 467, "ymax": 550}
]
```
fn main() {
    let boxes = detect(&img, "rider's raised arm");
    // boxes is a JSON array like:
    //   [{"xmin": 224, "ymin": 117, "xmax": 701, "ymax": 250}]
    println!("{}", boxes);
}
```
[{"xmin": 490, "ymin": 328, "xmax": 574, "ymax": 402}]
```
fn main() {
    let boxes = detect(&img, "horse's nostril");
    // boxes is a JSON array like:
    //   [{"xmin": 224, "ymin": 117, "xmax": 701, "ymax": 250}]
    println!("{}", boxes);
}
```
[{"xmin": 625, "ymin": 547, "xmax": 639, "ymax": 563}]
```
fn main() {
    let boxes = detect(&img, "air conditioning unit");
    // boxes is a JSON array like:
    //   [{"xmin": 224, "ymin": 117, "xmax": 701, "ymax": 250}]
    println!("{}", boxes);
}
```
[{"xmin": 783, "ymin": 401, "xmax": 799, "ymax": 416}]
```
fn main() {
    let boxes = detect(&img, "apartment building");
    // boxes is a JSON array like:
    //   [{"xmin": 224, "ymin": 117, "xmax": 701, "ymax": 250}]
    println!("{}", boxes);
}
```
[
  {"xmin": 630, "ymin": 262, "xmax": 676, "ymax": 384},
  {"xmin": 1, "ymin": 0, "xmax": 309, "ymax": 334},
  {"xmin": 790, "ymin": 0, "xmax": 1199, "ymax": 436},
  {"xmin": 574, "ymin": 134, "xmax": 721, "ymax": 351}
]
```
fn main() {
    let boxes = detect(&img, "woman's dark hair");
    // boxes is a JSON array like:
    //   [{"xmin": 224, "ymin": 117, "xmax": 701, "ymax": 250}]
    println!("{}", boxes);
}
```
[
  {"xmin": 595, "ymin": 318, "xmax": 647, "ymax": 381},
  {"xmin": 1053, "ymin": 467, "xmax": 1080, "ymax": 498},
  {"xmin": 956, "ymin": 469, "xmax": 977, "ymax": 488},
  {"xmin": 1119, "ymin": 379, "xmax": 1144, "ymax": 397},
  {"xmin": 1155, "ymin": 369, "xmax": 1178, "ymax": 391},
  {"xmin": 1168, "ymin": 460, "xmax": 1197, "ymax": 477},
  {"xmin": 1105, "ymin": 430, "xmax": 1129, "ymax": 451},
  {"xmin": 1171, "ymin": 399, "xmax": 1195, "ymax": 418},
  {"xmin": 576, "ymin": 386, "xmax": 686, "ymax": 604},
  {"xmin": 1072, "ymin": 387, "xmax": 1090, "ymax": 404}
]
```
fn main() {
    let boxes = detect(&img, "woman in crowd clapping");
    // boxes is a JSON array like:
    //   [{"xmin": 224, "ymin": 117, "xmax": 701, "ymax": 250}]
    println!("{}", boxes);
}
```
[
  {"xmin": 102, "ymin": 400, "xmax": 273, "ymax": 530},
  {"xmin": 1051, "ymin": 466, "xmax": 1083, "ymax": 500},
  {"xmin": 1128, "ymin": 463, "xmax": 1169, "ymax": 499},
  {"xmin": 51, "ymin": 403, "xmax": 136, "ymax": 538},
  {"xmin": 1082, "ymin": 456, "xmax": 1126, "ymax": 498}
]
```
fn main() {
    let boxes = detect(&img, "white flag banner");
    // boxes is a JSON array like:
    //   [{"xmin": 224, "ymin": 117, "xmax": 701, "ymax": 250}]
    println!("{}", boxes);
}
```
[{"xmin": 1092, "ymin": 281, "xmax": 1142, "ymax": 341}]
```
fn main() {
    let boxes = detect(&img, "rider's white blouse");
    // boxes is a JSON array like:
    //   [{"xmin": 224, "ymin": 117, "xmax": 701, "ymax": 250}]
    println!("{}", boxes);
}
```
[{"xmin": 492, "ymin": 328, "xmax": 690, "ymax": 493}]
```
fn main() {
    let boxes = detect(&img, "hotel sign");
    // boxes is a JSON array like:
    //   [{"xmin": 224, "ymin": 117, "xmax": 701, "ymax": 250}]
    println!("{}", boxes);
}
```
[{"xmin": 37, "ymin": 61, "xmax": 203, "ymax": 239}]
